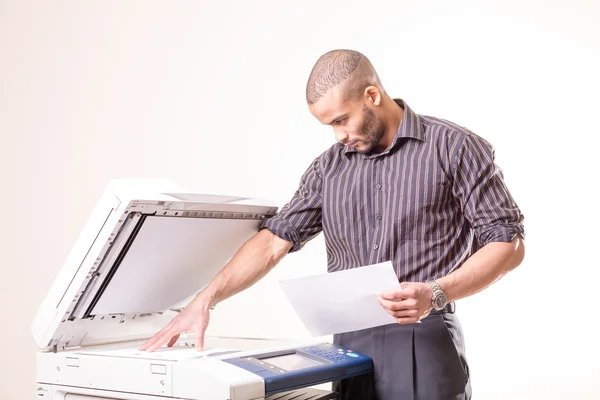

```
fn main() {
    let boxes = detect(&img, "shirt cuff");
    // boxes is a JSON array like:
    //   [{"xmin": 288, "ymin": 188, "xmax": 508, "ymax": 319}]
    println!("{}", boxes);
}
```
[
  {"xmin": 259, "ymin": 216, "xmax": 305, "ymax": 253},
  {"xmin": 476, "ymin": 223, "xmax": 525, "ymax": 248}
]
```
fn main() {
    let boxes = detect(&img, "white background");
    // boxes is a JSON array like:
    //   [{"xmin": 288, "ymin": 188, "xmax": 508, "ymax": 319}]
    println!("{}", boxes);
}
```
[{"xmin": 1, "ymin": 0, "xmax": 599, "ymax": 398}]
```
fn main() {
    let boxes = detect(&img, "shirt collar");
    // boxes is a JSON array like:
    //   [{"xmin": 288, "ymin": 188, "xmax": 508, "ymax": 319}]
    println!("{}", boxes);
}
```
[{"xmin": 344, "ymin": 98, "xmax": 426, "ymax": 157}]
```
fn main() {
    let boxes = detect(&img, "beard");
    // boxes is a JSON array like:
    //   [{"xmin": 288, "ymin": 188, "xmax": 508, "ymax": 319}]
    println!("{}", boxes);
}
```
[{"xmin": 356, "ymin": 105, "xmax": 385, "ymax": 154}]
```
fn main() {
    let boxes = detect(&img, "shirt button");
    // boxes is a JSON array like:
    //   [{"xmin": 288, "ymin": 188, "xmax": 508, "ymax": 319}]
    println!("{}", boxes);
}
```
[
  {"xmin": 376, "ymin": 184, "xmax": 382, "ymax": 189},
  {"xmin": 376, "ymin": 215, "xmax": 382, "ymax": 220},
  {"xmin": 373, "ymin": 244, "xmax": 379, "ymax": 250}
]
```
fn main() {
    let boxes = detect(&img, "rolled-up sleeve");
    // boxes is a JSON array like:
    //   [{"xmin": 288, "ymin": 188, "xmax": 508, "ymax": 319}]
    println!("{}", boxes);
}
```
[
  {"xmin": 452, "ymin": 133, "xmax": 525, "ymax": 250},
  {"xmin": 259, "ymin": 156, "xmax": 323, "ymax": 253}
]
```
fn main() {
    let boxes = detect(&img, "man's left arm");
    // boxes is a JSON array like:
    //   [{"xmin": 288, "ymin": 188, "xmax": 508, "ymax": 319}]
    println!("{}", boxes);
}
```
[
  {"xmin": 379, "ymin": 133, "xmax": 526, "ymax": 323},
  {"xmin": 436, "ymin": 235, "xmax": 524, "ymax": 303}
]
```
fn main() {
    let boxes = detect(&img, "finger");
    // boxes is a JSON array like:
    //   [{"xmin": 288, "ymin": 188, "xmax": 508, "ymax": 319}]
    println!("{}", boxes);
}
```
[
  {"xmin": 194, "ymin": 325, "xmax": 205, "ymax": 351},
  {"xmin": 139, "ymin": 333, "xmax": 163, "ymax": 352},
  {"xmin": 378, "ymin": 298, "xmax": 417, "ymax": 312},
  {"xmin": 145, "ymin": 332, "xmax": 173, "ymax": 352},
  {"xmin": 398, "ymin": 285, "xmax": 416, "ymax": 298},
  {"xmin": 395, "ymin": 316, "xmax": 420, "ymax": 324},
  {"xmin": 145, "ymin": 327, "xmax": 180, "ymax": 352},
  {"xmin": 378, "ymin": 301, "xmax": 417, "ymax": 321},
  {"xmin": 138, "ymin": 320, "xmax": 175, "ymax": 351},
  {"xmin": 138, "ymin": 332, "xmax": 162, "ymax": 351},
  {"xmin": 419, "ymin": 310, "xmax": 431, "ymax": 321},
  {"xmin": 379, "ymin": 290, "xmax": 402, "ymax": 301},
  {"xmin": 139, "ymin": 328, "xmax": 168, "ymax": 351},
  {"xmin": 167, "ymin": 333, "xmax": 180, "ymax": 348},
  {"xmin": 380, "ymin": 287, "xmax": 415, "ymax": 301},
  {"xmin": 391, "ymin": 309, "xmax": 419, "ymax": 319}
]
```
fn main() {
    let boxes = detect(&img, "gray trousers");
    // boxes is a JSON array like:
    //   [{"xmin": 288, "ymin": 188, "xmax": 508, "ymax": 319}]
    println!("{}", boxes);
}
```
[{"xmin": 332, "ymin": 308, "xmax": 471, "ymax": 400}]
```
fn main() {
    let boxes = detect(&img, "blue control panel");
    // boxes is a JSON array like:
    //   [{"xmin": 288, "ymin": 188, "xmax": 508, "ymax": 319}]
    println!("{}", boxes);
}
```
[{"xmin": 223, "ymin": 343, "xmax": 373, "ymax": 395}]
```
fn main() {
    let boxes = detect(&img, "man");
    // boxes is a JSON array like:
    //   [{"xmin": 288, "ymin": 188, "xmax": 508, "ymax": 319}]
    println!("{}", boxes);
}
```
[{"xmin": 140, "ymin": 49, "xmax": 525, "ymax": 399}]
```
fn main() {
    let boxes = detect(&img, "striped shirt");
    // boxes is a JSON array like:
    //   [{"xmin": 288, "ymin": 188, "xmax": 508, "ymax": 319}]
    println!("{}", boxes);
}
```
[{"xmin": 260, "ymin": 99, "xmax": 525, "ymax": 282}]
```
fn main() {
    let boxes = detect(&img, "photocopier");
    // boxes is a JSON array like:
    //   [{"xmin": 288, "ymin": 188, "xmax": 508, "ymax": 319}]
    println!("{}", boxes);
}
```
[{"xmin": 31, "ymin": 179, "xmax": 373, "ymax": 400}]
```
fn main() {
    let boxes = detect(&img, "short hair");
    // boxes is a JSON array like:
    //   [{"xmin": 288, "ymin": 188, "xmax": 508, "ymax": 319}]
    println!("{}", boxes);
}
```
[{"xmin": 306, "ymin": 49, "xmax": 384, "ymax": 105}]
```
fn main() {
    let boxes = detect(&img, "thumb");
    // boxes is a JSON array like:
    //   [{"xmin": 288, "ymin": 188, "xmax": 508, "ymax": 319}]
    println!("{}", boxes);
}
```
[
  {"xmin": 379, "ymin": 289, "xmax": 399, "ymax": 300},
  {"xmin": 194, "ymin": 324, "xmax": 205, "ymax": 351}
]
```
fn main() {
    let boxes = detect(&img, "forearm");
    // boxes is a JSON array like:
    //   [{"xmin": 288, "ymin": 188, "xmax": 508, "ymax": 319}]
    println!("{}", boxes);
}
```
[
  {"xmin": 195, "ymin": 229, "xmax": 292, "ymax": 308},
  {"xmin": 437, "ymin": 236, "xmax": 525, "ymax": 302}
]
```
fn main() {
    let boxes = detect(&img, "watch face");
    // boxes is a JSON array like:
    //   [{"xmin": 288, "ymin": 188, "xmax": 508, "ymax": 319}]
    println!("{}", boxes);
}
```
[{"xmin": 433, "ymin": 294, "xmax": 447, "ymax": 309}]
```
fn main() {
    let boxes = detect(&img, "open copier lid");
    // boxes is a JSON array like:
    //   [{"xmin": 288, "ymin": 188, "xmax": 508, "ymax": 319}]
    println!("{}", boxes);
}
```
[{"xmin": 31, "ymin": 179, "xmax": 278, "ymax": 352}]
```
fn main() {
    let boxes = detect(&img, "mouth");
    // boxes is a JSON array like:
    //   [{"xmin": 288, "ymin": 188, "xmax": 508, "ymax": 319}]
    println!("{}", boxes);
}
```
[{"xmin": 345, "ymin": 141, "xmax": 358, "ymax": 148}]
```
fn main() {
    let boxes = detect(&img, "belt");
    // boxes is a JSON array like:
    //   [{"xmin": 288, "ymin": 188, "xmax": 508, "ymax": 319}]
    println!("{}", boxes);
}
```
[{"xmin": 428, "ymin": 301, "xmax": 455, "ymax": 315}]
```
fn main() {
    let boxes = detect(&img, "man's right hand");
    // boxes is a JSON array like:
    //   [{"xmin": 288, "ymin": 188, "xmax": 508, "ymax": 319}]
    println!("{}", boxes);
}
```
[{"xmin": 138, "ymin": 297, "xmax": 212, "ymax": 352}]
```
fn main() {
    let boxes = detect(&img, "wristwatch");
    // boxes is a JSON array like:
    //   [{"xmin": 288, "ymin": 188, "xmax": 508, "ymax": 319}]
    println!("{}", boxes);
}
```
[{"xmin": 428, "ymin": 280, "xmax": 448, "ymax": 311}]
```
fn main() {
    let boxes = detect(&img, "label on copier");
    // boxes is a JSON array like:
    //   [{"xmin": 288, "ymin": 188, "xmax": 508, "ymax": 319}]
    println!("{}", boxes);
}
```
[{"xmin": 223, "ymin": 343, "xmax": 373, "ymax": 395}]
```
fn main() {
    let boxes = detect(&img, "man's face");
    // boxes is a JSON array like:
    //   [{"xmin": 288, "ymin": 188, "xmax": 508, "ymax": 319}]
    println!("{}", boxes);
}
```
[{"xmin": 309, "ymin": 86, "xmax": 385, "ymax": 154}]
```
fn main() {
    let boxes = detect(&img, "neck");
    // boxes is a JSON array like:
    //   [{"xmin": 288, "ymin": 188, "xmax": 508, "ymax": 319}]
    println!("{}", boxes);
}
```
[{"xmin": 374, "ymin": 95, "xmax": 404, "ymax": 152}]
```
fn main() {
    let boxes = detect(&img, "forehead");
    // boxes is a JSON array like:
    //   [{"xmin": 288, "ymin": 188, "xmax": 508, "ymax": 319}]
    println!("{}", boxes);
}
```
[{"xmin": 309, "ymin": 86, "xmax": 360, "ymax": 124}]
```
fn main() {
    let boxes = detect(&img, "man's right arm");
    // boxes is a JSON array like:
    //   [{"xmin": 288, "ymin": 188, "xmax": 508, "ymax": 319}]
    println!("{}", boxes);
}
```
[
  {"xmin": 140, "ymin": 152, "xmax": 326, "ymax": 352},
  {"xmin": 201, "ymin": 228, "xmax": 293, "ymax": 308},
  {"xmin": 138, "ymin": 228, "xmax": 292, "ymax": 352}
]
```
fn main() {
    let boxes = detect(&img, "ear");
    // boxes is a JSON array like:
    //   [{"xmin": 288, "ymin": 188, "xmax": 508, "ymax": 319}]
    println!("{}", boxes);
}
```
[{"xmin": 363, "ymin": 86, "xmax": 382, "ymax": 106}]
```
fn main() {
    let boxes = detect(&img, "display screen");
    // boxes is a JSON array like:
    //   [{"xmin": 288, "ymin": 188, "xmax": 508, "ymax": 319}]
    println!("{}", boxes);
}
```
[{"xmin": 261, "ymin": 353, "xmax": 322, "ymax": 371}]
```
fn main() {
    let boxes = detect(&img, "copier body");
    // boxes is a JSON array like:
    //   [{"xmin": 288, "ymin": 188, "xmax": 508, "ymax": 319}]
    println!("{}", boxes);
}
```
[{"xmin": 31, "ymin": 179, "xmax": 373, "ymax": 400}]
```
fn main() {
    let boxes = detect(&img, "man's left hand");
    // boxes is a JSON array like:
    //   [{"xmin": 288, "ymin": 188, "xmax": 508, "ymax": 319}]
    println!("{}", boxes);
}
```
[{"xmin": 378, "ymin": 282, "xmax": 433, "ymax": 324}]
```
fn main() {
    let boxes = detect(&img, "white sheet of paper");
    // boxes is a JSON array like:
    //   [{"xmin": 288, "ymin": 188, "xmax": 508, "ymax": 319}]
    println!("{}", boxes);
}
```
[
  {"xmin": 279, "ymin": 261, "xmax": 402, "ymax": 336},
  {"xmin": 80, "ymin": 346, "xmax": 239, "ymax": 361}
]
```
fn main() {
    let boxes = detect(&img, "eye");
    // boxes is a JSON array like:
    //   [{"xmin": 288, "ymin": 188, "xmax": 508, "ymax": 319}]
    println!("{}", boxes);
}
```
[{"xmin": 334, "ymin": 119, "xmax": 345, "ymax": 125}]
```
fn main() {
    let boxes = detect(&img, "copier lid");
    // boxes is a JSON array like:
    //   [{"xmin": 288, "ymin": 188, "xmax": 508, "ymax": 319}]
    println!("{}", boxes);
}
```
[{"xmin": 31, "ymin": 179, "xmax": 278, "ymax": 352}]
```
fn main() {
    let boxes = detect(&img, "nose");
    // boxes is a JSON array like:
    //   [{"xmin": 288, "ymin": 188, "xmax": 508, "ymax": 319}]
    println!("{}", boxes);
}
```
[{"xmin": 334, "ymin": 129, "xmax": 349, "ymax": 144}]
